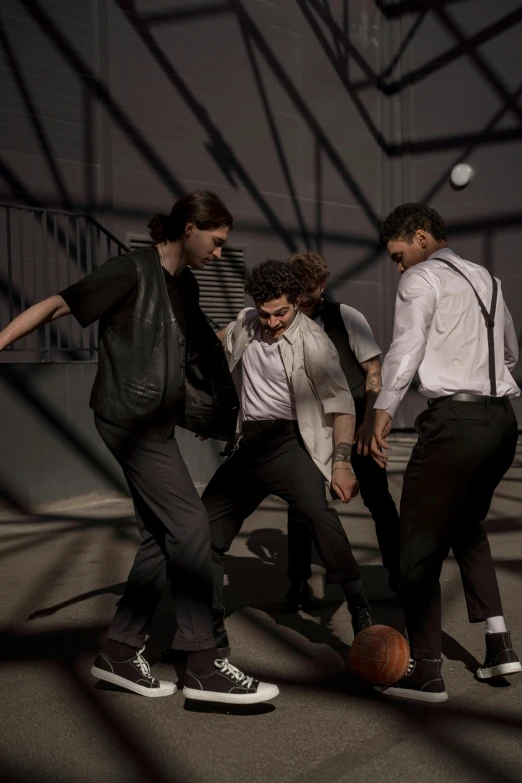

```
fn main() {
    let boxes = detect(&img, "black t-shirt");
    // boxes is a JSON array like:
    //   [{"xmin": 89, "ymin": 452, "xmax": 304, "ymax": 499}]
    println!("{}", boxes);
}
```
[{"xmin": 60, "ymin": 254, "xmax": 193, "ymax": 338}]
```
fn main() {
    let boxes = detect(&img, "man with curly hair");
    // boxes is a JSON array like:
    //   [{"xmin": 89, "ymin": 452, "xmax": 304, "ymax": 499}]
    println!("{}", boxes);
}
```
[
  {"xmin": 282, "ymin": 251, "xmax": 400, "ymax": 613},
  {"xmin": 370, "ymin": 202, "xmax": 521, "ymax": 703},
  {"xmin": 206, "ymin": 259, "xmax": 374, "ymax": 654}
]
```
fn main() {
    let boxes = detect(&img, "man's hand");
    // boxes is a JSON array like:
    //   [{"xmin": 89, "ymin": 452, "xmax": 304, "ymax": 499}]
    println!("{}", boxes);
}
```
[
  {"xmin": 354, "ymin": 415, "xmax": 374, "ymax": 457},
  {"xmin": 331, "ymin": 465, "xmax": 360, "ymax": 503},
  {"xmin": 370, "ymin": 409, "xmax": 393, "ymax": 468}
]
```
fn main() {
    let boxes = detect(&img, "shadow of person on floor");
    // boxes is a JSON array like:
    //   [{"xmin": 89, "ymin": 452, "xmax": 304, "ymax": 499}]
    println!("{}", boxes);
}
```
[
  {"xmin": 221, "ymin": 528, "xmax": 405, "ymax": 665},
  {"xmin": 441, "ymin": 631, "xmax": 511, "ymax": 688}
]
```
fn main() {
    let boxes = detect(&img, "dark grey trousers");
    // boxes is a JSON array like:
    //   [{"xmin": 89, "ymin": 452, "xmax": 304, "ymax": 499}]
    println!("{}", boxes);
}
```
[
  {"xmin": 400, "ymin": 398, "xmax": 517, "ymax": 659},
  {"xmin": 95, "ymin": 415, "xmax": 215, "ymax": 651},
  {"xmin": 202, "ymin": 421, "xmax": 361, "ymax": 612}
]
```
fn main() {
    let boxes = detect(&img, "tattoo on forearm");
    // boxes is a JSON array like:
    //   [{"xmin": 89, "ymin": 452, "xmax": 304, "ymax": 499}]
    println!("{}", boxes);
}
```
[
  {"xmin": 333, "ymin": 441, "xmax": 352, "ymax": 463},
  {"xmin": 366, "ymin": 370, "xmax": 382, "ymax": 394}
]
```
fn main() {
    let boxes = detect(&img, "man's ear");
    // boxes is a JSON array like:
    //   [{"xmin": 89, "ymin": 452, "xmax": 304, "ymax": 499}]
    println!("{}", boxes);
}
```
[
  {"xmin": 415, "ymin": 229, "xmax": 428, "ymax": 249},
  {"xmin": 185, "ymin": 221, "xmax": 196, "ymax": 237}
]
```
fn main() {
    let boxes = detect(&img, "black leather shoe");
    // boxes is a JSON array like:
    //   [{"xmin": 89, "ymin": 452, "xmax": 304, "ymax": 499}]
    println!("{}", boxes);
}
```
[
  {"xmin": 476, "ymin": 632, "xmax": 522, "ymax": 679},
  {"xmin": 375, "ymin": 658, "xmax": 448, "ymax": 703},
  {"xmin": 283, "ymin": 581, "xmax": 313, "ymax": 612},
  {"xmin": 347, "ymin": 592, "xmax": 374, "ymax": 637}
]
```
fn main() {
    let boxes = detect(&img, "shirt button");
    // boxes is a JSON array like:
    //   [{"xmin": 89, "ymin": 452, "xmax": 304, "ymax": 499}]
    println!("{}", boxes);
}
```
[
  {"xmin": 179, "ymin": 338, "xmax": 186, "ymax": 347},
  {"xmin": 179, "ymin": 383, "xmax": 186, "ymax": 391},
  {"xmin": 180, "ymin": 361, "xmax": 186, "ymax": 368}
]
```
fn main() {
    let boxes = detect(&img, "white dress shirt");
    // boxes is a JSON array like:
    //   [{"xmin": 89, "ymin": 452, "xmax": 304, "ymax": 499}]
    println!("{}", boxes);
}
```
[
  {"xmin": 241, "ymin": 328, "xmax": 297, "ymax": 421},
  {"xmin": 375, "ymin": 248, "xmax": 520, "ymax": 418},
  {"xmin": 223, "ymin": 308, "xmax": 355, "ymax": 482}
]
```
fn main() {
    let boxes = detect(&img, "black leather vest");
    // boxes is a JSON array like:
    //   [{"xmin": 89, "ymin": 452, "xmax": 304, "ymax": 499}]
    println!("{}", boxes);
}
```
[
  {"xmin": 90, "ymin": 246, "xmax": 238, "ymax": 442},
  {"xmin": 318, "ymin": 300, "xmax": 366, "ymax": 422}
]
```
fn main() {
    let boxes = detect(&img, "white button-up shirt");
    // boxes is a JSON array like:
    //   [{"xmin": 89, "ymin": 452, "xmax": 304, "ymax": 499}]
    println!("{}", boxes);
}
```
[
  {"xmin": 375, "ymin": 248, "xmax": 520, "ymax": 418},
  {"xmin": 223, "ymin": 307, "xmax": 355, "ymax": 482}
]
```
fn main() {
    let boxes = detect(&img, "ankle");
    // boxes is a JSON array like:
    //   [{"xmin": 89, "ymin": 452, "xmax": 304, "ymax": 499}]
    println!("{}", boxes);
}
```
[
  {"xmin": 187, "ymin": 647, "xmax": 219, "ymax": 676},
  {"xmin": 486, "ymin": 615, "xmax": 507, "ymax": 634},
  {"xmin": 102, "ymin": 638, "xmax": 137, "ymax": 662},
  {"xmin": 342, "ymin": 579, "xmax": 363, "ymax": 601}
]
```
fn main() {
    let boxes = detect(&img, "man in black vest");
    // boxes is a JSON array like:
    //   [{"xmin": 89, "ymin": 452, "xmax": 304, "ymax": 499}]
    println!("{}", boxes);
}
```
[
  {"xmin": 0, "ymin": 191, "xmax": 279, "ymax": 706},
  {"xmin": 284, "ymin": 251, "xmax": 400, "ymax": 611}
]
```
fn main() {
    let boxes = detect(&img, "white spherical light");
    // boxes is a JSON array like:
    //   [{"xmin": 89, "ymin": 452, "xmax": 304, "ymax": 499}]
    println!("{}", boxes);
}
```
[{"xmin": 450, "ymin": 163, "xmax": 474, "ymax": 188}]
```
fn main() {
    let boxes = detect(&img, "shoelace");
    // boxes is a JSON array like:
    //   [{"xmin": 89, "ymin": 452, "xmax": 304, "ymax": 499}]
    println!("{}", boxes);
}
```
[
  {"xmin": 133, "ymin": 647, "xmax": 154, "ymax": 680},
  {"xmin": 215, "ymin": 658, "xmax": 254, "ymax": 688}
]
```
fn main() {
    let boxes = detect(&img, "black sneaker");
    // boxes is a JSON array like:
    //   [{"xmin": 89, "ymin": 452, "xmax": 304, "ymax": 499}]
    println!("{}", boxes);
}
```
[
  {"xmin": 91, "ymin": 646, "xmax": 176, "ymax": 698},
  {"xmin": 283, "ymin": 581, "xmax": 313, "ymax": 612},
  {"xmin": 347, "ymin": 593, "xmax": 374, "ymax": 637},
  {"xmin": 183, "ymin": 658, "xmax": 280, "ymax": 704},
  {"xmin": 375, "ymin": 658, "xmax": 448, "ymax": 703},
  {"xmin": 476, "ymin": 632, "xmax": 522, "ymax": 680}
]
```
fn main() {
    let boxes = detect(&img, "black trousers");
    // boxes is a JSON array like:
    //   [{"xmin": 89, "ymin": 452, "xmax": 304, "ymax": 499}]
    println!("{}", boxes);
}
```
[
  {"xmin": 95, "ymin": 415, "xmax": 215, "ymax": 652},
  {"xmin": 202, "ymin": 421, "xmax": 361, "ymax": 612},
  {"xmin": 400, "ymin": 398, "xmax": 517, "ymax": 660},
  {"xmin": 287, "ymin": 444, "xmax": 400, "ymax": 581}
]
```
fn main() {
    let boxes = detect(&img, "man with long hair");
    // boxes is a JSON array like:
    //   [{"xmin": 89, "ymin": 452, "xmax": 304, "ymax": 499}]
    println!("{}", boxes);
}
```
[{"xmin": 0, "ymin": 190, "xmax": 279, "ymax": 705}]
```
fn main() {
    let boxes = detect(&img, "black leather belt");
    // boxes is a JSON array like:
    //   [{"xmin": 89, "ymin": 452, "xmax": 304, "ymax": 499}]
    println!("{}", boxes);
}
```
[{"xmin": 428, "ymin": 393, "xmax": 508, "ymax": 406}]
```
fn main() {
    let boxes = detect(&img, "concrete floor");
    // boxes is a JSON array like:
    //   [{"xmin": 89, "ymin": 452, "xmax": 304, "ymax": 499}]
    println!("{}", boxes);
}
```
[{"xmin": 1, "ymin": 436, "xmax": 522, "ymax": 783}]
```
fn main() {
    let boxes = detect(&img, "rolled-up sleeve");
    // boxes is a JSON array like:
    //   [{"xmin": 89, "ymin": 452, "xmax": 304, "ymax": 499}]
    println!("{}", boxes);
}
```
[
  {"xmin": 305, "ymin": 332, "xmax": 355, "ymax": 416},
  {"xmin": 375, "ymin": 268, "xmax": 437, "ymax": 418}
]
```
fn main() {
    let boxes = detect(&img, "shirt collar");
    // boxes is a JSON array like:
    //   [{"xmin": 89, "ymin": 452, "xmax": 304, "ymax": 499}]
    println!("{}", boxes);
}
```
[
  {"xmin": 427, "ymin": 247, "xmax": 458, "ymax": 262},
  {"xmin": 277, "ymin": 309, "xmax": 302, "ymax": 345}
]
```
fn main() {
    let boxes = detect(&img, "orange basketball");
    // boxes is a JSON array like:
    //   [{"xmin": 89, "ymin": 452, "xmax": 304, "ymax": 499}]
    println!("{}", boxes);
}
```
[{"xmin": 350, "ymin": 625, "xmax": 410, "ymax": 686}]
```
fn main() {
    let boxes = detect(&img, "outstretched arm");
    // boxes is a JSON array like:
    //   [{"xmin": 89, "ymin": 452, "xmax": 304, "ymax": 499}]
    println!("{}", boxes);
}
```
[{"xmin": 0, "ymin": 295, "xmax": 70, "ymax": 351}]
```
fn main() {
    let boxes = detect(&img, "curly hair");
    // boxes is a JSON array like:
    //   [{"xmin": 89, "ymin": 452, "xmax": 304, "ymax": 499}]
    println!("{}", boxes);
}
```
[
  {"xmin": 287, "ymin": 251, "xmax": 330, "ymax": 288},
  {"xmin": 148, "ymin": 190, "xmax": 233, "ymax": 242},
  {"xmin": 379, "ymin": 203, "xmax": 446, "ymax": 246},
  {"xmin": 245, "ymin": 259, "xmax": 303, "ymax": 305}
]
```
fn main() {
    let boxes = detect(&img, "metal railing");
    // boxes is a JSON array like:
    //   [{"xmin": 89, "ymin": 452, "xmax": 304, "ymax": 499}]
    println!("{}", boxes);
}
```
[{"xmin": 0, "ymin": 204, "xmax": 128, "ymax": 362}]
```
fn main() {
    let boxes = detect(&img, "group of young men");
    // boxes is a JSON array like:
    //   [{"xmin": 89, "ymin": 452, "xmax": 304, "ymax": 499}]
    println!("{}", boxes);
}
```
[{"xmin": 1, "ymin": 190, "xmax": 520, "ymax": 706}]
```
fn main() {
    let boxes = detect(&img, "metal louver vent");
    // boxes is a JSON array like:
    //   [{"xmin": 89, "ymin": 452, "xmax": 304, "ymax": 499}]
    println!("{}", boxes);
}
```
[{"xmin": 126, "ymin": 234, "xmax": 245, "ymax": 328}]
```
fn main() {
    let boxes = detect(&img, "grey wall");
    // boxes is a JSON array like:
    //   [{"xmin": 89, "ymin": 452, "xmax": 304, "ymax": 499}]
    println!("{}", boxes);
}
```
[{"xmin": 1, "ymin": 0, "xmax": 521, "ymax": 506}]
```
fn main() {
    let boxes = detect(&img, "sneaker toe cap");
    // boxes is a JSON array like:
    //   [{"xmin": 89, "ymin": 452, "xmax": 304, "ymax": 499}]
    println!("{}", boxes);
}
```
[{"xmin": 257, "ymin": 681, "xmax": 280, "ymax": 700}]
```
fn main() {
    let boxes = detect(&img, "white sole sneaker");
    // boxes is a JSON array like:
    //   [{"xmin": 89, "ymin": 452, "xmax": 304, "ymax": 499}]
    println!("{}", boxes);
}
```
[
  {"xmin": 183, "ymin": 682, "xmax": 280, "ymax": 704},
  {"xmin": 476, "ymin": 661, "xmax": 522, "ymax": 680},
  {"xmin": 91, "ymin": 666, "xmax": 177, "ymax": 698},
  {"xmin": 374, "ymin": 685, "xmax": 448, "ymax": 703}
]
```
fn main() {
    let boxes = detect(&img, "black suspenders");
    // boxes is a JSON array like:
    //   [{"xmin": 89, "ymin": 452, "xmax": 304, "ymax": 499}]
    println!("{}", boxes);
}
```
[{"xmin": 433, "ymin": 258, "xmax": 498, "ymax": 396}]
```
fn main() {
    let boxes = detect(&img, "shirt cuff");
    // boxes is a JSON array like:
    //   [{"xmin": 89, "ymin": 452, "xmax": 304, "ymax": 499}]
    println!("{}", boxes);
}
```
[
  {"xmin": 323, "ymin": 393, "xmax": 356, "ymax": 417},
  {"xmin": 374, "ymin": 390, "xmax": 402, "ymax": 419}
]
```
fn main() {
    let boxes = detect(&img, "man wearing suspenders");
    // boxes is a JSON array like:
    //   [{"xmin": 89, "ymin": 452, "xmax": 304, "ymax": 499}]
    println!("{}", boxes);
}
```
[
  {"xmin": 371, "ymin": 202, "xmax": 521, "ymax": 703},
  {"xmin": 283, "ymin": 252, "xmax": 401, "ymax": 612}
]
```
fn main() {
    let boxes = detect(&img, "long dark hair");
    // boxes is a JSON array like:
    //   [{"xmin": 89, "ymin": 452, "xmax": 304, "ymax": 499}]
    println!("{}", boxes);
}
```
[{"xmin": 148, "ymin": 190, "xmax": 233, "ymax": 242}]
